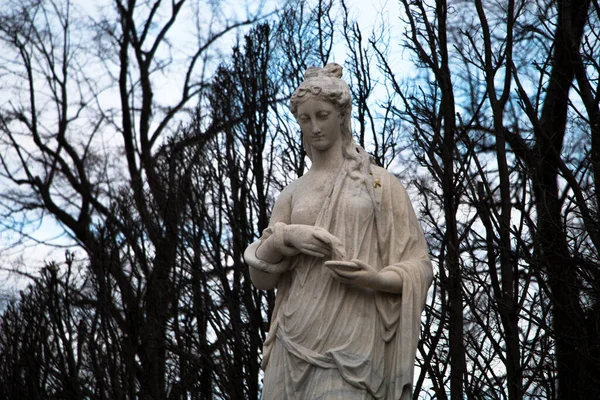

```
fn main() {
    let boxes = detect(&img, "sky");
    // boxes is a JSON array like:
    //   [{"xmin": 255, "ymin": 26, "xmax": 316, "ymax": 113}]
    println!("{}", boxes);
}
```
[{"xmin": 0, "ymin": 0, "xmax": 406, "ymax": 295}]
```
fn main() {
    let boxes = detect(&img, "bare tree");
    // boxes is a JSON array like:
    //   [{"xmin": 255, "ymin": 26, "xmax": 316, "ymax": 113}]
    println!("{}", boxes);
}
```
[
  {"xmin": 340, "ymin": 0, "xmax": 402, "ymax": 168},
  {"xmin": 0, "ymin": 0, "xmax": 262, "ymax": 398},
  {"xmin": 371, "ymin": 0, "xmax": 600, "ymax": 398},
  {"xmin": 372, "ymin": 1, "xmax": 467, "ymax": 398}
]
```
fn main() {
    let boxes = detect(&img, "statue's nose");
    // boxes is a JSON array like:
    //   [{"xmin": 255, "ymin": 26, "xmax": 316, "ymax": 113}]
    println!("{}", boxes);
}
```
[{"xmin": 311, "ymin": 120, "xmax": 321, "ymax": 134}]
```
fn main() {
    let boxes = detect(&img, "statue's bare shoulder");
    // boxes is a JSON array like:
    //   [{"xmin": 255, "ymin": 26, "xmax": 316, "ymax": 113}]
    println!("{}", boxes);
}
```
[{"xmin": 268, "ymin": 177, "xmax": 304, "ymax": 225}]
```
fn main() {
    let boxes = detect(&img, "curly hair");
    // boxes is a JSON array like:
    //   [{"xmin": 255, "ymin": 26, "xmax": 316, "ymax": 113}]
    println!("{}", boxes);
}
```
[
  {"xmin": 290, "ymin": 64, "xmax": 375, "ymax": 189},
  {"xmin": 290, "ymin": 63, "xmax": 378, "ymax": 207},
  {"xmin": 290, "ymin": 63, "xmax": 352, "ymax": 119}
]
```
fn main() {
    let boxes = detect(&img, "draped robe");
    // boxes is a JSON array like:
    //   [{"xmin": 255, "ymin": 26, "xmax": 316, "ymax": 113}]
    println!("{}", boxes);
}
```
[{"xmin": 259, "ymin": 164, "xmax": 433, "ymax": 400}]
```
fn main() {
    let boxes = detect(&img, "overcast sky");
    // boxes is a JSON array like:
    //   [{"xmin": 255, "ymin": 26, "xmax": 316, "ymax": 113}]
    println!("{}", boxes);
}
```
[{"xmin": 0, "ymin": 0, "xmax": 407, "ymax": 294}]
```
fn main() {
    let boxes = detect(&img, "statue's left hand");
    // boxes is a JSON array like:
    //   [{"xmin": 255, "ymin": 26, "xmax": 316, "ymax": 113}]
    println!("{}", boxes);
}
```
[
  {"xmin": 325, "ymin": 259, "xmax": 380, "ymax": 287},
  {"xmin": 324, "ymin": 259, "xmax": 403, "ymax": 294}
]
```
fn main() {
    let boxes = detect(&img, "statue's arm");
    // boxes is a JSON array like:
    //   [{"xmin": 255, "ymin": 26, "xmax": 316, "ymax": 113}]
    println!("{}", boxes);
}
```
[
  {"xmin": 247, "ymin": 242, "xmax": 285, "ymax": 290},
  {"xmin": 325, "ymin": 259, "xmax": 404, "ymax": 294},
  {"xmin": 246, "ymin": 180, "xmax": 345, "ymax": 290},
  {"xmin": 245, "ymin": 186, "xmax": 294, "ymax": 290},
  {"xmin": 326, "ymin": 168, "xmax": 432, "ymax": 295}
]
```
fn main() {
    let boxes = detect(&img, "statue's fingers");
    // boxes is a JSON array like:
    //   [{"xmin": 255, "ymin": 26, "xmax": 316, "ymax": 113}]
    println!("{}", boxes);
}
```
[
  {"xmin": 324, "ymin": 260, "xmax": 356, "ymax": 268},
  {"xmin": 332, "ymin": 269, "xmax": 357, "ymax": 280},
  {"xmin": 325, "ymin": 261, "xmax": 362, "ymax": 280},
  {"xmin": 300, "ymin": 246, "xmax": 326, "ymax": 258},
  {"xmin": 311, "ymin": 230, "xmax": 335, "ymax": 245},
  {"xmin": 279, "ymin": 246, "xmax": 300, "ymax": 257},
  {"xmin": 350, "ymin": 258, "xmax": 371, "ymax": 270},
  {"xmin": 303, "ymin": 250, "xmax": 325, "ymax": 258},
  {"xmin": 304, "ymin": 242, "xmax": 330, "ymax": 254}
]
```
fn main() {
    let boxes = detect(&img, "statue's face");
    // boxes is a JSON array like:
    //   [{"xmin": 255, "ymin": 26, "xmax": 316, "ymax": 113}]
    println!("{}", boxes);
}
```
[{"xmin": 295, "ymin": 97, "xmax": 343, "ymax": 153}]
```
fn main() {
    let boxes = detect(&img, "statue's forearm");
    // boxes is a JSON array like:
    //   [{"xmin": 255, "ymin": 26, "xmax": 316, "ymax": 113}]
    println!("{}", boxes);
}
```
[
  {"xmin": 255, "ymin": 233, "xmax": 286, "ymax": 263},
  {"xmin": 249, "ymin": 264, "xmax": 280, "ymax": 290},
  {"xmin": 244, "ymin": 239, "xmax": 288, "ymax": 290},
  {"xmin": 371, "ymin": 269, "xmax": 403, "ymax": 294}
]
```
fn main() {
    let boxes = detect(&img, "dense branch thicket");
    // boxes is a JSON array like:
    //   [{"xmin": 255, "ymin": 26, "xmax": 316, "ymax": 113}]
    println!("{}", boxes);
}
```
[
  {"xmin": 371, "ymin": 0, "xmax": 600, "ymax": 398},
  {"xmin": 0, "ymin": 0, "xmax": 598, "ymax": 399}
]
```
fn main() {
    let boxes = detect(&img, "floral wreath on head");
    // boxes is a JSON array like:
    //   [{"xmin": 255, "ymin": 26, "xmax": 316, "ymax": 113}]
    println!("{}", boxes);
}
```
[{"xmin": 290, "ymin": 63, "xmax": 352, "ymax": 119}]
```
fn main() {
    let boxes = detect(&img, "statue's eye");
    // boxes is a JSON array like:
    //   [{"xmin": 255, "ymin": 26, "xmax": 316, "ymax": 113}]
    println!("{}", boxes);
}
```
[{"xmin": 317, "ymin": 111, "xmax": 330, "ymax": 119}]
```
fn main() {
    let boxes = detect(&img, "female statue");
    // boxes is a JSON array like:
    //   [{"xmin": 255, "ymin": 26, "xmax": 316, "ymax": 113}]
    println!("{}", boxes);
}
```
[{"xmin": 244, "ymin": 63, "xmax": 433, "ymax": 399}]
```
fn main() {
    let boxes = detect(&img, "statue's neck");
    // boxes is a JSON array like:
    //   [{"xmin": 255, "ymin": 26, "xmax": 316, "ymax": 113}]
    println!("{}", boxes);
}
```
[{"xmin": 309, "ymin": 146, "xmax": 344, "ymax": 172}]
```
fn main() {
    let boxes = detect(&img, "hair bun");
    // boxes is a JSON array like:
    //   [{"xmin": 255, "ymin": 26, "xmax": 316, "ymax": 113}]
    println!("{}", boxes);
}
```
[{"xmin": 304, "ymin": 63, "xmax": 343, "ymax": 79}]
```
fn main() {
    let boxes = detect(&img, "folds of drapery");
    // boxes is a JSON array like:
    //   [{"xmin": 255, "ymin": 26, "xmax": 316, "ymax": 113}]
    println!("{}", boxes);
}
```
[{"xmin": 257, "ymin": 164, "xmax": 433, "ymax": 400}]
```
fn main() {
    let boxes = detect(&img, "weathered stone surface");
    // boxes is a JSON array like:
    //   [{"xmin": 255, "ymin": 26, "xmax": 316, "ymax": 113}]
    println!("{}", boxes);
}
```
[{"xmin": 244, "ymin": 63, "xmax": 433, "ymax": 399}]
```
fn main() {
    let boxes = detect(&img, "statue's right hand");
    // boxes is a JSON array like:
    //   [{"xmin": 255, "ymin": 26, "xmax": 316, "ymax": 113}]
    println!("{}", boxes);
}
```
[{"xmin": 283, "ymin": 224, "xmax": 339, "ymax": 258}]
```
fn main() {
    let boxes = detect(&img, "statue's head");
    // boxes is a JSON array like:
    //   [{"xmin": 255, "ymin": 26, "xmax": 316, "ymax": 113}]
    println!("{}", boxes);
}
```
[
  {"xmin": 290, "ymin": 63, "xmax": 354, "ymax": 160},
  {"xmin": 290, "ymin": 63, "xmax": 352, "ymax": 118}
]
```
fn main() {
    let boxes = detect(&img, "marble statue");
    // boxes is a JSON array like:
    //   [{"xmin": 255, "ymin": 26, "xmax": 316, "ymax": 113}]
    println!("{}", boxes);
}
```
[{"xmin": 244, "ymin": 63, "xmax": 433, "ymax": 400}]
